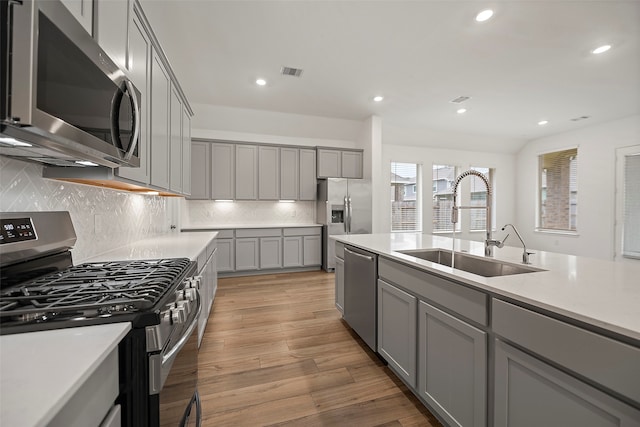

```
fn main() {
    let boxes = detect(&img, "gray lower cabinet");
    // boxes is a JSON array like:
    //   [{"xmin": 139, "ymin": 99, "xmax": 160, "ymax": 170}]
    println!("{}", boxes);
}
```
[
  {"xmin": 335, "ymin": 256, "xmax": 344, "ymax": 313},
  {"xmin": 494, "ymin": 339, "xmax": 640, "ymax": 427},
  {"xmin": 303, "ymin": 235, "xmax": 321, "ymax": 266},
  {"xmin": 260, "ymin": 237, "xmax": 282, "ymax": 269},
  {"xmin": 283, "ymin": 236, "xmax": 303, "ymax": 267},
  {"xmin": 235, "ymin": 238, "xmax": 259, "ymax": 270},
  {"xmin": 216, "ymin": 239, "xmax": 234, "ymax": 272},
  {"xmin": 418, "ymin": 300, "xmax": 487, "ymax": 427},
  {"xmin": 377, "ymin": 279, "xmax": 417, "ymax": 388}
]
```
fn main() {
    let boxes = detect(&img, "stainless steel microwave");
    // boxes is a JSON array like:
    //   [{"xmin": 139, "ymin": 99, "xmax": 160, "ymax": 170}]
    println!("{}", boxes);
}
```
[{"xmin": 0, "ymin": 0, "xmax": 141, "ymax": 168}]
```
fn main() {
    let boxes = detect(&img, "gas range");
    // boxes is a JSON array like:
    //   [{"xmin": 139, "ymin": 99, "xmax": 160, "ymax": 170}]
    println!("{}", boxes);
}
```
[
  {"xmin": 0, "ymin": 211, "xmax": 202, "ymax": 427},
  {"xmin": 0, "ymin": 257, "xmax": 194, "ymax": 334}
]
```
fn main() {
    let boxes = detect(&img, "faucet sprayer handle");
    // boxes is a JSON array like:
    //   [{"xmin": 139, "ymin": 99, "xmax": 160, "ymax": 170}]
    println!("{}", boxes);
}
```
[
  {"xmin": 451, "ymin": 206, "xmax": 459, "ymax": 224},
  {"xmin": 500, "ymin": 233, "xmax": 510, "ymax": 248}
]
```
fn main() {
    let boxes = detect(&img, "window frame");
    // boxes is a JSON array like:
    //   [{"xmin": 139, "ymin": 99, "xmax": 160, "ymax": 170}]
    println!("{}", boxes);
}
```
[{"xmin": 615, "ymin": 145, "xmax": 640, "ymax": 260}]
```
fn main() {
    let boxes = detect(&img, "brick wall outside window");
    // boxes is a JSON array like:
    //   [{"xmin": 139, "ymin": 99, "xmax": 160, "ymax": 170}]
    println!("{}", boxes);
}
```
[{"xmin": 539, "ymin": 148, "xmax": 578, "ymax": 231}]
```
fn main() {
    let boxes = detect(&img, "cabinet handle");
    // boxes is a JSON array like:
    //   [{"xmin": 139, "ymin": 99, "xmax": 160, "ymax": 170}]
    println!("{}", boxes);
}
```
[{"xmin": 344, "ymin": 247, "xmax": 374, "ymax": 262}]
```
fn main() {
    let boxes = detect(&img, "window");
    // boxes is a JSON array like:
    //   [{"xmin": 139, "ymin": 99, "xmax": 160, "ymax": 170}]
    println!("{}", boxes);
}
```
[
  {"xmin": 469, "ymin": 167, "xmax": 494, "ymax": 231},
  {"xmin": 432, "ymin": 164, "xmax": 456, "ymax": 232},
  {"xmin": 616, "ymin": 146, "xmax": 640, "ymax": 259},
  {"xmin": 538, "ymin": 148, "xmax": 578, "ymax": 231},
  {"xmin": 391, "ymin": 162, "xmax": 420, "ymax": 231}
]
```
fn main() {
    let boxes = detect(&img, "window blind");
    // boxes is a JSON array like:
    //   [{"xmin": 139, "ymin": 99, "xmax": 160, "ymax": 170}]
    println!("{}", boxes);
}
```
[
  {"xmin": 539, "ymin": 148, "xmax": 578, "ymax": 231},
  {"xmin": 432, "ymin": 164, "xmax": 455, "ymax": 232}
]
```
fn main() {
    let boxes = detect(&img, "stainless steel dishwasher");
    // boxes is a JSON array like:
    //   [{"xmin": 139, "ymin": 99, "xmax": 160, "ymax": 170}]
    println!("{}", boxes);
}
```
[{"xmin": 343, "ymin": 245, "xmax": 378, "ymax": 351}]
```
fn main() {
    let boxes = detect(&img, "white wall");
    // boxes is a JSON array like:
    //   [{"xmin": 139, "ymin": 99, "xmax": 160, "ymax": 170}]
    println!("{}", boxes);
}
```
[
  {"xmin": 376, "ymin": 144, "xmax": 517, "ymax": 242},
  {"xmin": 191, "ymin": 103, "xmax": 362, "ymax": 148},
  {"xmin": 515, "ymin": 115, "xmax": 640, "ymax": 260},
  {"xmin": 0, "ymin": 157, "xmax": 176, "ymax": 263}
]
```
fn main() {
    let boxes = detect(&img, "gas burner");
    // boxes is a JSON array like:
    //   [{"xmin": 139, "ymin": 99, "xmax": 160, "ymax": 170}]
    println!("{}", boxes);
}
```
[{"xmin": 0, "ymin": 258, "xmax": 192, "ymax": 327}]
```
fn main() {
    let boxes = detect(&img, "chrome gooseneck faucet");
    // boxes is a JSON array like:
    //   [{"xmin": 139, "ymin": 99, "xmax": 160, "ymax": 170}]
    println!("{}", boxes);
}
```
[
  {"xmin": 501, "ymin": 223, "xmax": 534, "ymax": 264},
  {"xmin": 451, "ymin": 170, "xmax": 502, "ymax": 256}
]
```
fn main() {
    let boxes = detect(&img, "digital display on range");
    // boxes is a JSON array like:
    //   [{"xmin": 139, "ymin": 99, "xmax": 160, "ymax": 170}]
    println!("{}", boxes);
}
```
[{"xmin": 0, "ymin": 218, "xmax": 37, "ymax": 244}]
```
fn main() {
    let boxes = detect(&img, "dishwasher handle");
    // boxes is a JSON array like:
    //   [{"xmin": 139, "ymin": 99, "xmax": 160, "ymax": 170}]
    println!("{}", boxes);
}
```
[{"xmin": 344, "ymin": 247, "xmax": 375, "ymax": 262}]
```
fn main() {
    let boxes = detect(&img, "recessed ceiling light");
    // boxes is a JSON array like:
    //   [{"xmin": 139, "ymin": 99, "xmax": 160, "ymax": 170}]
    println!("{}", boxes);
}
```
[
  {"xmin": 538, "ymin": 120, "xmax": 549, "ymax": 126},
  {"xmin": 373, "ymin": 95, "xmax": 384, "ymax": 102},
  {"xmin": 592, "ymin": 45, "xmax": 611, "ymax": 54},
  {"xmin": 457, "ymin": 108, "xmax": 467, "ymax": 114},
  {"xmin": 256, "ymin": 78, "xmax": 267, "ymax": 86},
  {"xmin": 475, "ymin": 9, "xmax": 494, "ymax": 22}
]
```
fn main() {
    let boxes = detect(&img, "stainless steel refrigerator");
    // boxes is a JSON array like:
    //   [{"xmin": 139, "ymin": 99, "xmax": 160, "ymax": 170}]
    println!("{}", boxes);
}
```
[{"xmin": 317, "ymin": 178, "xmax": 372, "ymax": 271}]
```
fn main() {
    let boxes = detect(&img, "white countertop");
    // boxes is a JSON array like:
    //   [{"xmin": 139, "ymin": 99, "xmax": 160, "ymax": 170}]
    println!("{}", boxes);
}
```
[
  {"xmin": 333, "ymin": 233, "xmax": 640, "ymax": 343},
  {"xmin": 0, "ymin": 323, "xmax": 131, "ymax": 427},
  {"xmin": 83, "ymin": 231, "xmax": 218, "ymax": 263},
  {"xmin": 181, "ymin": 223, "xmax": 321, "ymax": 231}
]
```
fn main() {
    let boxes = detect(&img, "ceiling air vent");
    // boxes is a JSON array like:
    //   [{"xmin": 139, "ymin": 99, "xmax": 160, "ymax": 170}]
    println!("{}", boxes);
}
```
[
  {"xmin": 570, "ymin": 115, "xmax": 591, "ymax": 122},
  {"xmin": 281, "ymin": 66, "xmax": 304, "ymax": 77},
  {"xmin": 450, "ymin": 96, "xmax": 471, "ymax": 104}
]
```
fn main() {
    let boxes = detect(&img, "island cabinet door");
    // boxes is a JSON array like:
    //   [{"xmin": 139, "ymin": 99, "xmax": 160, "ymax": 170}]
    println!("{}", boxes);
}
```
[
  {"xmin": 377, "ymin": 279, "xmax": 417, "ymax": 388},
  {"xmin": 418, "ymin": 301, "xmax": 487, "ymax": 427},
  {"xmin": 494, "ymin": 340, "xmax": 640, "ymax": 427}
]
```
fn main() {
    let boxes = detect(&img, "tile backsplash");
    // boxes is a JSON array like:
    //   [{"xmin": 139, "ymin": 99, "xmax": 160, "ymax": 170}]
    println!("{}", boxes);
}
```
[
  {"xmin": 0, "ymin": 157, "xmax": 174, "ymax": 263},
  {"xmin": 182, "ymin": 199, "xmax": 316, "ymax": 227}
]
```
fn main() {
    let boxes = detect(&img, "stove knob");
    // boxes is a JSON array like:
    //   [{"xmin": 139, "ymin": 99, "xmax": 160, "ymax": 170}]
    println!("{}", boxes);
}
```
[
  {"xmin": 192, "ymin": 276, "xmax": 202, "ymax": 289},
  {"xmin": 171, "ymin": 306, "xmax": 186, "ymax": 324},
  {"xmin": 184, "ymin": 288, "xmax": 197, "ymax": 302},
  {"xmin": 177, "ymin": 300, "xmax": 191, "ymax": 315}
]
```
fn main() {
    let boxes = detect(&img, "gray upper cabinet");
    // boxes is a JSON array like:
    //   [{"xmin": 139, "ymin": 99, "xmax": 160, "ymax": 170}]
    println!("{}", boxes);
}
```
[
  {"xmin": 116, "ymin": 9, "xmax": 149, "ymax": 184},
  {"xmin": 494, "ymin": 340, "xmax": 640, "ymax": 427},
  {"xmin": 299, "ymin": 149, "xmax": 317, "ymax": 200},
  {"xmin": 418, "ymin": 300, "xmax": 487, "ymax": 427},
  {"xmin": 341, "ymin": 150, "xmax": 363, "ymax": 179},
  {"xmin": 317, "ymin": 148, "xmax": 341, "ymax": 178},
  {"xmin": 150, "ymin": 51, "xmax": 170, "ymax": 190},
  {"xmin": 169, "ymin": 88, "xmax": 182, "ymax": 193},
  {"xmin": 235, "ymin": 145, "xmax": 258, "ymax": 200},
  {"xmin": 95, "ymin": 0, "xmax": 129, "ymax": 70},
  {"xmin": 181, "ymin": 110, "xmax": 191, "ymax": 196},
  {"xmin": 378, "ymin": 279, "xmax": 417, "ymax": 388},
  {"xmin": 280, "ymin": 148, "xmax": 299, "ymax": 200},
  {"xmin": 211, "ymin": 143, "xmax": 235, "ymax": 200},
  {"xmin": 259, "ymin": 146, "xmax": 280, "ymax": 200},
  {"xmin": 317, "ymin": 147, "xmax": 363, "ymax": 178},
  {"xmin": 60, "ymin": 0, "xmax": 93, "ymax": 34},
  {"xmin": 189, "ymin": 141, "xmax": 209, "ymax": 199}
]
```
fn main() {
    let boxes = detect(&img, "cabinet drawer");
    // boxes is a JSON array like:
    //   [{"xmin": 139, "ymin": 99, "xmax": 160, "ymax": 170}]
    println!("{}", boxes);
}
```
[
  {"xmin": 213, "ymin": 229, "xmax": 234, "ymax": 239},
  {"xmin": 379, "ymin": 257, "xmax": 487, "ymax": 326},
  {"xmin": 236, "ymin": 228, "xmax": 282, "ymax": 238},
  {"xmin": 283, "ymin": 227, "xmax": 321, "ymax": 236},
  {"xmin": 492, "ymin": 299, "xmax": 640, "ymax": 404}
]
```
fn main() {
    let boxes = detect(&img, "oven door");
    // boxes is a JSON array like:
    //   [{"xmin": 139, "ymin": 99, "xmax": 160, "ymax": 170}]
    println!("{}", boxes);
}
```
[{"xmin": 158, "ymin": 295, "xmax": 201, "ymax": 427}]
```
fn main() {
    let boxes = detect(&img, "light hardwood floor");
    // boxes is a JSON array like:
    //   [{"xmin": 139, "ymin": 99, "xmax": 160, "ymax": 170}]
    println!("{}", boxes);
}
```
[{"xmin": 198, "ymin": 270, "xmax": 442, "ymax": 427}]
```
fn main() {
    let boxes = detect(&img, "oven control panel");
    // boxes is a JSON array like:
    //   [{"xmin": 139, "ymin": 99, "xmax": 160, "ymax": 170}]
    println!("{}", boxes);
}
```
[{"xmin": 0, "ymin": 217, "xmax": 36, "ymax": 244}]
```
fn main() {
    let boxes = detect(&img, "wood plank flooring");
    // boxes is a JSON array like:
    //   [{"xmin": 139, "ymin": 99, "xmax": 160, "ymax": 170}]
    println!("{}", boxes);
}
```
[{"xmin": 198, "ymin": 270, "xmax": 442, "ymax": 427}]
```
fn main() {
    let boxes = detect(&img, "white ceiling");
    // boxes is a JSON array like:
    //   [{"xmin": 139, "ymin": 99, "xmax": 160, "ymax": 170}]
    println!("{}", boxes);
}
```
[{"xmin": 140, "ymin": 0, "xmax": 640, "ymax": 143}]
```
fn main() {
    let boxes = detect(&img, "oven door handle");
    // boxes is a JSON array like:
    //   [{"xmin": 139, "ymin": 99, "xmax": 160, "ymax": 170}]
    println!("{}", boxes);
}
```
[{"xmin": 163, "ymin": 293, "xmax": 201, "ymax": 367}]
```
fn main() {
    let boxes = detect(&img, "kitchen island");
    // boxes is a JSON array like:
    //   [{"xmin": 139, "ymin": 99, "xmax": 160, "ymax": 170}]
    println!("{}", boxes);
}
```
[{"xmin": 333, "ymin": 233, "xmax": 640, "ymax": 427}]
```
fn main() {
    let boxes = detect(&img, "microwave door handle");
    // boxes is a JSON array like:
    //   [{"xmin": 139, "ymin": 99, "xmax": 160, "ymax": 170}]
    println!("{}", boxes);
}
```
[
  {"xmin": 110, "ymin": 84, "xmax": 123, "ymax": 152},
  {"xmin": 123, "ymin": 79, "xmax": 140, "ymax": 162}
]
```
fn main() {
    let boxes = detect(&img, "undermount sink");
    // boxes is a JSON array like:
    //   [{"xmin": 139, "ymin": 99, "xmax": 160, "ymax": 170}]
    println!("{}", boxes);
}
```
[{"xmin": 397, "ymin": 249, "xmax": 545, "ymax": 277}]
